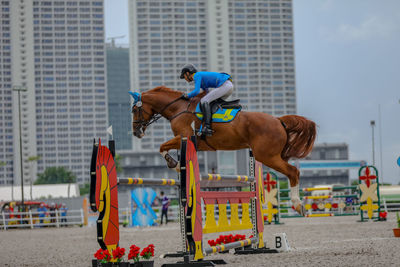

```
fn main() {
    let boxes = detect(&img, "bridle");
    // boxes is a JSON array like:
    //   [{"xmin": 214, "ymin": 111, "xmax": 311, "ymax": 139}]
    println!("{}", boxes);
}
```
[{"xmin": 131, "ymin": 93, "xmax": 192, "ymax": 134}]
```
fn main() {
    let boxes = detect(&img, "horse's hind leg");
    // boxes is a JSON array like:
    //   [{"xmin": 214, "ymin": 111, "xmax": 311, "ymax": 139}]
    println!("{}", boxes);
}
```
[
  {"xmin": 254, "ymin": 153, "xmax": 305, "ymax": 216},
  {"xmin": 160, "ymin": 136, "xmax": 181, "ymax": 172}
]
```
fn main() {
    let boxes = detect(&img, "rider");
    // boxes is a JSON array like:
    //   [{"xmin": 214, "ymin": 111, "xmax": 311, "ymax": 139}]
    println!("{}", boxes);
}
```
[{"xmin": 180, "ymin": 64, "xmax": 233, "ymax": 136}]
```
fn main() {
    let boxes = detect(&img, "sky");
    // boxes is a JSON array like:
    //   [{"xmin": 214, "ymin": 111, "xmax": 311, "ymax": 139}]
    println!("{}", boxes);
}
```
[{"xmin": 104, "ymin": 0, "xmax": 400, "ymax": 185}]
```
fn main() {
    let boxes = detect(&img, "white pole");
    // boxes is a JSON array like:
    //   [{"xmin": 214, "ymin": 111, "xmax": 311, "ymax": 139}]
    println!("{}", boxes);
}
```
[
  {"xmin": 80, "ymin": 208, "xmax": 84, "ymax": 225},
  {"xmin": 55, "ymin": 210, "xmax": 59, "ymax": 228},
  {"xmin": 378, "ymin": 104, "xmax": 383, "ymax": 183},
  {"xmin": 29, "ymin": 210, "xmax": 34, "ymax": 229},
  {"xmin": 2, "ymin": 212, "xmax": 6, "ymax": 230}
]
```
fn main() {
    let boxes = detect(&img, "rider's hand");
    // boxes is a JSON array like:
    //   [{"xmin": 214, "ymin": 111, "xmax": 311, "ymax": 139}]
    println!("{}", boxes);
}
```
[{"xmin": 181, "ymin": 93, "xmax": 189, "ymax": 100}]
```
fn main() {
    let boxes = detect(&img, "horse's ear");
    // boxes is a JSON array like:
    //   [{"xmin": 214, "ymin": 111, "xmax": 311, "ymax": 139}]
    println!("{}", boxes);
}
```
[{"xmin": 128, "ymin": 91, "xmax": 140, "ymax": 102}]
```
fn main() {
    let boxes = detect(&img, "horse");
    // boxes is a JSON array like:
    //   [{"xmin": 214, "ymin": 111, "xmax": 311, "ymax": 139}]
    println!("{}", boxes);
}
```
[{"xmin": 129, "ymin": 86, "xmax": 317, "ymax": 215}]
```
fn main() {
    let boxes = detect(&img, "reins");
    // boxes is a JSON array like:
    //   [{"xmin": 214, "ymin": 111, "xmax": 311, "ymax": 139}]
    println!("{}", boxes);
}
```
[{"xmin": 132, "ymin": 94, "xmax": 193, "ymax": 129}]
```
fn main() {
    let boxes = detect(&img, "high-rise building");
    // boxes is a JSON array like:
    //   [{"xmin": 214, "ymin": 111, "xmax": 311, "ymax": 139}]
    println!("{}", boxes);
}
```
[
  {"xmin": 106, "ymin": 44, "xmax": 132, "ymax": 150},
  {"xmin": 128, "ymin": 0, "xmax": 296, "ymax": 174},
  {"xmin": 0, "ymin": 0, "xmax": 108, "ymax": 186}
]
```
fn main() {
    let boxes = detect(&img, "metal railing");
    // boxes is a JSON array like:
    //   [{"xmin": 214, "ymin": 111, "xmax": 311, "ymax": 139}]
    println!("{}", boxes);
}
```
[
  {"xmin": 1, "ymin": 209, "xmax": 84, "ymax": 230},
  {"xmin": 381, "ymin": 198, "xmax": 400, "ymax": 212}
]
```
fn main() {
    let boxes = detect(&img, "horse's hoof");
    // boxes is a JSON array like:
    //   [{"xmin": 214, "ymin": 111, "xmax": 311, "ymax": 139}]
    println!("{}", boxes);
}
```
[
  {"xmin": 295, "ymin": 204, "xmax": 306, "ymax": 216},
  {"xmin": 165, "ymin": 154, "xmax": 178, "ymax": 169},
  {"xmin": 175, "ymin": 162, "xmax": 181, "ymax": 173}
]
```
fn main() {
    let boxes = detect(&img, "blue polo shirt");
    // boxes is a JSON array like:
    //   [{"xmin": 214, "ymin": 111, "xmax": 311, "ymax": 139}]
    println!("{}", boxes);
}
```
[{"xmin": 187, "ymin": 72, "xmax": 231, "ymax": 98}]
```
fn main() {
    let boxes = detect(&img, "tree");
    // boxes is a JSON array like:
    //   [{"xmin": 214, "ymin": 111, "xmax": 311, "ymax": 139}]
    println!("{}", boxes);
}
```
[
  {"xmin": 35, "ymin": 167, "xmax": 76, "ymax": 185},
  {"xmin": 79, "ymin": 183, "xmax": 90, "ymax": 196},
  {"xmin": 114, "ymin": 154, "xmax": 123, "ymax": 173}
]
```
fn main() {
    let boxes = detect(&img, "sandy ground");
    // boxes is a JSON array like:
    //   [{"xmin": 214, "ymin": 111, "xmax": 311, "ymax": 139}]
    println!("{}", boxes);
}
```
[{"xmin": 0, "ymin": 214, "xmax": 399, "ymax": 267}]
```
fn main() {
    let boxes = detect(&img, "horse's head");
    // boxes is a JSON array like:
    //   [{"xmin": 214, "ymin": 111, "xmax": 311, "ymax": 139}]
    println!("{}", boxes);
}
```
[
  {"xmin": 129, "ymin": 91, "xmax": 156, "ymax": 138},
  {"xmin": 129, "ymin": 87, "xmax": 193, "ymax": 138}
]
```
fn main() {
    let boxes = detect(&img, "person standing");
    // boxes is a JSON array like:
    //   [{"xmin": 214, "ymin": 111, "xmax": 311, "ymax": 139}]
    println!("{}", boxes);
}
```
[
  {"xmin": 49, "ymin": 202, "xmax": 56, "ymax": 226},
  {"xmin": 60, "ymin": 203, "xmax": 68, "ymax": 226},
  {"xmin": 3, "ymin": 205, "xmax": 10, "ymax": 225},
  {"xmin": 38, "ymin": 203, "xmax": 47, "ymax": 226},
  {"xmin": 160, "ymin": 191, "xmax": 170, "ymax": 225}
]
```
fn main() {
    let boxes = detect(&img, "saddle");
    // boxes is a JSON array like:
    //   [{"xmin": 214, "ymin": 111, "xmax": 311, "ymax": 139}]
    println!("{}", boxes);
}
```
[
  {"xmin": 195, "ymin": 98, "xmax": 242, "ymax": 123},
  {"xmin": 209, "ymin": 98, "xmax": 241, "ymax": 114}
]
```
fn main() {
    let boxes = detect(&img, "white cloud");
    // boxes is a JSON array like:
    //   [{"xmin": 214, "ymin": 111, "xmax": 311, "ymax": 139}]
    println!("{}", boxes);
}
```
[{"xmin": 321, "ymin": 15, "xmax": 400, "ymax": 42}]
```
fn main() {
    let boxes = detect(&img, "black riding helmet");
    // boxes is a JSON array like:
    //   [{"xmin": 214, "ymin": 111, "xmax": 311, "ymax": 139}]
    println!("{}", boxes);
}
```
[{"xmin": 180, "ymin": 63, "xmax": 198, "ymax": 79}]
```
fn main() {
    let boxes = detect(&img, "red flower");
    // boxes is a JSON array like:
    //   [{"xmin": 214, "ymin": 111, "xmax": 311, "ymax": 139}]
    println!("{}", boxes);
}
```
[
  {"xmin": 103, "ymin": 250, "xmax": 111, "ymax": 263},
  {"xmin": 128, "ymin": 245, "xmax": 141, "ymax": 262},
  {"xmin": 207, "ymin": 234, "xmax": 252, "ymax": 247},
  {"xmin": 112, "ymin": 247, "xmax": 126, "ymax": 262},
  {"xmin": 379, "ymin": 212, "xmax": 387, "ymax": 219},
  {"xmin": 140, "ymin": 244, "xmax": 155, "ymax": 260},
  {"xmin": 208, "ymin": 240, "xmax": 216, "ymax": 246},
  {"xmin": 94, "ymin": 248, "xmax": 112, "ymax": 263},
  {"xmin": 94, "ymin": 248, "xmax": 104, "ymax": 260}
]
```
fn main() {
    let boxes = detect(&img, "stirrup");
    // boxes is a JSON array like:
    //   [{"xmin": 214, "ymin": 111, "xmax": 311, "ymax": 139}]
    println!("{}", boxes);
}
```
[{"xmin": 201, "ymin": 126, "xmax": 213, "ymax": 136}]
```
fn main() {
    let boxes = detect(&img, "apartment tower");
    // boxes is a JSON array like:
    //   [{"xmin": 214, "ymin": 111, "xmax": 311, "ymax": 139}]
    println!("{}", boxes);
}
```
[{"xmin": 0, "ymin": 0, "xmax": 108, "ymax": 186}]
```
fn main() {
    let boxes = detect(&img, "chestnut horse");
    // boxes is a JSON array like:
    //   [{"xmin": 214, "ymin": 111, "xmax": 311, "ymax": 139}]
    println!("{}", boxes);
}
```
[{"xmin": 130, "ymin": 86, "xmax": 317, "ymax": 215}]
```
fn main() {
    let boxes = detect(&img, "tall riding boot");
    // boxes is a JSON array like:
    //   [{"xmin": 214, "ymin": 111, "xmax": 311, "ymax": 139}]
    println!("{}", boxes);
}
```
[{"xmin": 201, "ymin": 102, "xmax": 213, "ymax": 136}]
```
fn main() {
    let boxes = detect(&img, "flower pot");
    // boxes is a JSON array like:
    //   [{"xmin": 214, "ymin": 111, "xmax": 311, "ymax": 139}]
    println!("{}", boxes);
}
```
[
  {"xmin": 92, "ymin": 259, "xmax": 99, "ymax": 267},
  {"xmin": 100, "ymin": 263, "xmax": 113, "ymax": 267},
  {"xmin": 130, "ymin": 261, "xmax": 154, "ymax": 267},
  {"xmin": 118, "ymin": 262, "xmax": 130, "ymax": 267},
  {"xmin": 393, "ymin": 228, "xmax": 400, "ymax": 237},
  {"xmin": 140, "ymin": 261, "xmax": 154, "ymax": 267}
]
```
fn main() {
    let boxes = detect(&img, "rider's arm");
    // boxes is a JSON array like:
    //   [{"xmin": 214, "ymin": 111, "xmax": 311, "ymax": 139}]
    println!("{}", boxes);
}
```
[{"xmin": 187, "ymin": 73, "xmax": 201, "ymax": 98}]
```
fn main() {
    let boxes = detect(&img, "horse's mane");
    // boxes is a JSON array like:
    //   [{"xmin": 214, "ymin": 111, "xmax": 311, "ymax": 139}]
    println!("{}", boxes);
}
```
[
  {"xmin": 147, "ymin": 85, "xmax": 204, "ymax": 104},
  {"xmin": 148, "ymin": 86, "xmax": 181, "ymax": 97}
]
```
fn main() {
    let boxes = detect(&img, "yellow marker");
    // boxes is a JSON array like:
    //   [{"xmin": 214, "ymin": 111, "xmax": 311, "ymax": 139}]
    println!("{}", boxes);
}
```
[
  {"xmin": 203, "ymin": 204, "xmax": 217, "ymax": 233},
  {"xmin": 230, "ymin": 203, "xmax": 241, "ymax": 229},
  {"xmin": 263, "ymin": 202, "xmax": 278, "ymax": 223},
  {"xmin": 216, "ymin": 203, "xmax": 229, "ymax": 232},
  {"xmin": 304, "ymin": 195, "xmax": 331, "ymax": 200},
  {"xmin": 306, "ymin": 213, "xmax": 333, "ymax": 217},
  {"xmin": 360, "ymin": 197, "xmax": 379, "ymax": 219},
  {"xmin": 241, "ymin": 203, "xmax": 252, "ymax": 229},
  {"xmin": 303, "ymin": 187, "xmax": 331, "ymax": 191}
]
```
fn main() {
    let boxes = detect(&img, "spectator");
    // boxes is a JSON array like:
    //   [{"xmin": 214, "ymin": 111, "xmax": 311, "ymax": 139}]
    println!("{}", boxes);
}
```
[
  {"xmin": 3, "ymin": 205, "xmax": 10, "ymax": 225},
  {"xmin": 38, "ymin": 203, "xmax": 47, "ymax": 226},
  {"xmin": 60, "ymin": 203, "xmax": 68, "ymax": 226},
  {"xmin": 49, "ymin": 202, "xmax": 56, "ymax": 225},
  {"xmin": 160, "ymin": 191, "xmax": 170, "ymax": 225}
]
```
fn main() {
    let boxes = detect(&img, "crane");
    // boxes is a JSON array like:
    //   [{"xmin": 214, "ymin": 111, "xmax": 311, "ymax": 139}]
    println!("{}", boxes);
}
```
[{"xmin": 107, "ymin": 35, "xmax": 126, "ymax": 48}]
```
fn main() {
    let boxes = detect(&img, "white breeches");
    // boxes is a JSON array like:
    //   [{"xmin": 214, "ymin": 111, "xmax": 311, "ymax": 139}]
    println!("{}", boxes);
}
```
[{"xmin": 200, "ymin": 80, "xmax": 234, "ymax": 104}]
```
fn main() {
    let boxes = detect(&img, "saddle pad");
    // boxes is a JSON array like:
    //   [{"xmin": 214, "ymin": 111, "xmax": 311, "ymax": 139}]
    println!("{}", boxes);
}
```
[{"xmin": 195, "ymin": 103, "xmax": 241, "ymax": 123}]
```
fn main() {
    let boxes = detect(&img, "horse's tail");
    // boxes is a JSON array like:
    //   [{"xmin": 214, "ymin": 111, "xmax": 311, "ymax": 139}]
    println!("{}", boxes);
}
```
[{"xmin": 278, "ymin": 115, "xmax": 317, "ymax": 161}]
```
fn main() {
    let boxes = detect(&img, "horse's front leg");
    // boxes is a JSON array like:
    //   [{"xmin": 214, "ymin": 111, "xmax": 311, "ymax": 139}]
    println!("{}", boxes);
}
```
[{"xmin": 160, "ymin": 136, "xmax": 181, "ymax": 172}]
